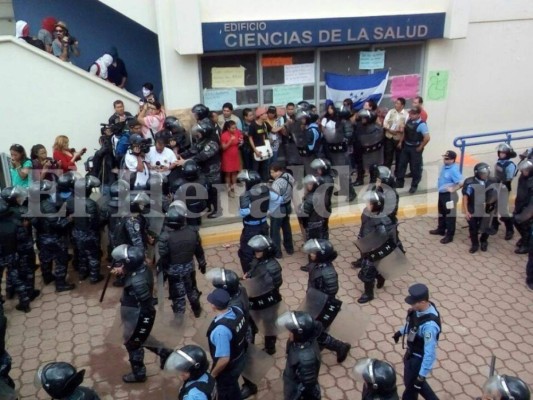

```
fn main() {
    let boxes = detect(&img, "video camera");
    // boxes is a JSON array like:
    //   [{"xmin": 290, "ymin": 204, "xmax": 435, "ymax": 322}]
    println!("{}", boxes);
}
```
[
  {"xmin": 139, "ymin": 138, "xmax": 152, "ymax": 154},
  {"xmin": 101, "ymin": 116, "xmax": 136, "ymax": 136}
]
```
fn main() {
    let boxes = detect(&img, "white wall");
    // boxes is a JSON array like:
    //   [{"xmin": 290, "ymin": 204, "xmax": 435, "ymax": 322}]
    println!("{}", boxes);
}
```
[
  {"xmin": 97, "ymin": 0, "xmax": 156, "ymax": 32},
  {"xmin": 0, "ymin": 36, "xmax": 139, "ymax": 169}
]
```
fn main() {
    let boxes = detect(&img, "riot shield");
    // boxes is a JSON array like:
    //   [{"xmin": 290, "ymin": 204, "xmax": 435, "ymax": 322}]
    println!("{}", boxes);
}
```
[
  {"xmin": 105, "ymin": 305, "xmax": 158, "ymax": 348},
  {"xmin": 480, "ymin": 183, "xmax": 500, "ymax": 234},
  {"xmin": 298, "ymin": 288, "xmax": 370, "ymax": 343},
  {"xmin": 143, "ymin": 307, "xmax": 195, "ymax": 350},
  {"xmin": 241, "ymin": 273, "xmax": 286, "ymax": 336},
  {"xmin": 258, "ymin": 377, "xmax": 284, "ymax": 400}
]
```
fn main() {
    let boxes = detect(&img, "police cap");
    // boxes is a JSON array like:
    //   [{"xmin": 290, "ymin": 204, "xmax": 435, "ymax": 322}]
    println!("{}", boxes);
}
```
[{"xmin": 404, "ymin": 283, "xmax": 429, "ymax": 305}]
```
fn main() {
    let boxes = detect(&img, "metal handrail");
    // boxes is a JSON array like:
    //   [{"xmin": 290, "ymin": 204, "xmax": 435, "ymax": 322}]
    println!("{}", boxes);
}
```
[{"xmin": 453, "ymin": 127, "xmax": 533, "ymax": 172}]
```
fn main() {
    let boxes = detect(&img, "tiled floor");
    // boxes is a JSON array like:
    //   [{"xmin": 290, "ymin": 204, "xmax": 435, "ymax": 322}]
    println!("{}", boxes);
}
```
[{"xmin": 5, "ymin": 216, "xmax": 532, "ymax": 399}]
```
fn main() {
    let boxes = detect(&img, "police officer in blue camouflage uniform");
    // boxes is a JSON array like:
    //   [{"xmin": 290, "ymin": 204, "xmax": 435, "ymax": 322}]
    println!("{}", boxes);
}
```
[
  {"xmin": 1, "ymin": 186, "xmax": 40, "ymax": 303},
  {"xmin": 0, "ymin": 198, "xmax": 31, "ymax": 312},
  {"xmin": 66, "ymin": 176, "xmax": 105, "ymax": 284},
  {"xmin": 31, "ymin": 180, "xmax": 76, "ymax": 292},
  {"xmin": 393, "ymin": 283, "xmax": 440, "ymax": 400},
  {"xmin": 158, "ymin": 202, "xmax": 205, "ymax": 318}
]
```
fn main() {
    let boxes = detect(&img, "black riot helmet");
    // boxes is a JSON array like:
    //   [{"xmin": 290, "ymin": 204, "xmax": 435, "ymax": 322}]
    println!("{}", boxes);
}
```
[
  {"xmin": 165, "ymin": 200, "xmax": 187, "ymax": 229},
  {"xmin": 192, "ymin": 104, "xmax": 210, "ymax": 121},
  {"xmin": 482, "ymin": 375, "xmax": 531, "ymax": 400},
  {"xmin": 303, "ymin": 174, "xmax": 323, "ymax": 192},
  {"xmin": 358, "ymin": 109, "xmax": 375, "ymax": 124},
  {"xmin": 164, "ymin": 344, "xmax": 210, "ymax": 380},
  {"xmin": 303, "ymin": 239, "xmax": 338, "ymax": 263},
  {"xmin": 236, "ymin": 169, "xmax": 262, "ymax": 190},
  {"xmin": 57, "ymin": 171, "xmax": 77, "ymax": 196},
  {"xmin": 474, "ymin": 162, "xmax": 491, "ymax": 180},
  {"xmin": 35, "ymin": 362, "xmax": 85, "ymax": 398},
  {"xmin": 111, "ymin": 244, "xmax": 145, "ymax": 271},
  {"xmin": 310, "ymin": 158, "xmax": 331, "ymax": 176},
  {"xmin": 372, "ymin": 165, "xmax": 396, "ymax": 188},
  {"xmin": 518, "ymin": 159, "xmax": 533, "ymax": 175},
  {"xmin": 29, "ymin": 179, "xmax": 54, "ymax": 202},
  {"xmin": 206, "ymin": 267, "xmax": 240, "ymax": 297},
  {"xmin": 74, "ymin": 175, "xmax": 101, "ymax": 198},
  {"xmin": 164, "ymin": 116, "xmax": 186, "ymax": 135},
  {"xmin": 129, "ymin": 192, "xmax": 150, "ymax": 214},
  {"xmin": 496, "ymin": 143, "xmax": 517, "ymax": 159},
  {"xmin": 296, "ymin": 110, "xmax": 310, "ymax": 125},
  {"xmin": 248, "ymin": 234, "xmax": 276, "ymax": 259},
  {"xmin": 194, "ymin": 119, "xmax": 215, "ymax": 141},
  {"xmin": 353, "ymin": 358, "xmax": 397, "ymax": 394},
  {"xmin": 155, "ymin": 129, "xmax": 171, "ymax": 145},
  {"xmin": 109, "ymin": 179, "xmax": 129, "ymax": 207},
  {"xmin": 129, "ymin": 133, "xmax": 143, "ymax": 146},
  {"xmin": 0, "ymin": 198, "xmax": 10, "ymax": 217},
  {"xmin": 1, "ymin": 186, "xmax": 28, "ymax": 206},
  {"xmin": 297, "ymin": 101, "xmax": 311, "ymax": 112},
  {"xmin": 519, "ymin": 148, "xmax": 533, "ymax": 161},
  {"xmin": 364, "ymin": 190, "xmax": 385, "ymax": 213},
  {"xmin": 182, "ymin": 160, "xmax": 200, "ymax": 181},
  {"xmin": 277, "ymin": 311, "xmax": 318, "ymax": 342}
]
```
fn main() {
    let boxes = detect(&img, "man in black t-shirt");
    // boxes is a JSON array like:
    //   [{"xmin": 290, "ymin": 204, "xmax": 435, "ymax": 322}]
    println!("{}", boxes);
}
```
[
  {"xmin": 248, "ymin": 106, "xmax": 270, "ymax": 182},
  {"xmin": 108, "ymin": 47, "xmax": 128, "ymax": 89}
]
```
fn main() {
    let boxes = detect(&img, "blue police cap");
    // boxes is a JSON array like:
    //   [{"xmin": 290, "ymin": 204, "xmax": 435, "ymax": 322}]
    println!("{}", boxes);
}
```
[
  {"xmin": 207, "ymin": 288, "xmax": 230, "ymax": 309},
  {"xmin": 405, "ymin": 283, "xmax": 429, "ymax": 305}
]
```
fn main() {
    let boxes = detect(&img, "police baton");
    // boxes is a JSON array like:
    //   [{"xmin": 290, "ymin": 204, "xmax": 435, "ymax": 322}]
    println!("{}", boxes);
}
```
[
  {"xmin": 99, "ymin": 272, "xmax": 112, "ymax": 303},
  {"xmin": 489, "ymin": 354, "xmax": 496, "ymax": 377}
]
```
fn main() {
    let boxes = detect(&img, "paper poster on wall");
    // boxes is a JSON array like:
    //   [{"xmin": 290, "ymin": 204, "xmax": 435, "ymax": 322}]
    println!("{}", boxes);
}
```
[
  {"xmin": 359, "ymin": 51, "xmax": 385, "ymax": 70},
  {"xmin": 262, "ymin": 56, "xmax": 293, "ymax": 67},
  {"xmin": 390, "ymin": 75, "xmax": 420, "ymax": 99},
  {"xmin": 211, "ymin": 66, "xmax": 245, "ymax": 88},
  {"xmin": 203, "ymin": 88, "xmax": 237, "ymax": 111},
  {"xmin": 427, "ymin": 71, "xmax": 449, "ymax": 101},
  {"xmin": 273, "ymin": 85, "xmax": 303, "ymax": 106},
  {"xmin": 284, "ymin": 63, "xmax": 315, "ymax": 85}
]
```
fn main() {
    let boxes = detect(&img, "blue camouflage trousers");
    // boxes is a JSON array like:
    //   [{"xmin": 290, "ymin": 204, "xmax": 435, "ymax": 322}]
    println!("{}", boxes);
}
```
[
  {"xmin": 0, "ymin": 254, "xmax": 29, "ymax": 304},
  {"xmin": 166, "ymin": 262, "xmax": 200, "ymax": 314},
  {"xmin": 72, "ymin": 229, "xmax": 101, "ymax": 281},
  {"xmin": 37, "ymin": 234, "xmax": 69, "ymax": 282}
]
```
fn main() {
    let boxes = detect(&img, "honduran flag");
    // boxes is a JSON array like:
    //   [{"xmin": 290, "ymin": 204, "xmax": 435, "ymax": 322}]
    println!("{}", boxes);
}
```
[{"xmin": 325, "ymin": 70, "xmax": 389, "ymax": 110}]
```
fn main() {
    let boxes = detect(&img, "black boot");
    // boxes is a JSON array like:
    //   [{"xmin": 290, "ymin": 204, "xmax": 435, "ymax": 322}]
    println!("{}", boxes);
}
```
[
  {"xmin": 55, "ymin": 280, "xmax": 76, "ymax": 293},
  {"xmin": 15, "ymin": 302, "xmax": 31, "ymax": 313},
  {"xmin": 376, "ymin": 274, "xmax": 385, "ymax": 289},
  {"xmin": 191, "ymin": 300, "xmax": 202, "ymax": 318},
  {"xmin": 469, "ymin": 232, "xmax": 479, "ymax": 253},
  {"xmin": 333, "ymin": 340, "xmax": 351, "ymax": 363},
  {"xmin": 357, "ymin": 282, "xmax": 374, "ymax": 304},
  {"xmin": 480, "ymin": 233, "xmax": 489, "ymax": 252},
  {"xmin": 264, "ymin": 336, "xmax": 277, "ymax": 355},
  {"xmin": 29, "ymin": 289, "xmax": 41, "ymax": 302},
  {"xmin": 145, "ymin": 346, "xmax": 172, "ymax": 370},
  {"xmin": 351, "ymin": 259, "xmax": 362, "ymax": 269},
  {"xmin": 122, "ymin": 373, "xmax": 146, "ymax": 383},
  {"xmin": 241, "ymin": 378, "xmax": 258, "ymax": 399}
]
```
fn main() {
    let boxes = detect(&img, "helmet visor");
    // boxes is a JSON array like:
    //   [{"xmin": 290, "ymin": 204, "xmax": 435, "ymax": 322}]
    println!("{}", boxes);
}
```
[
  {"xmin": 164, "ymin": 349, "xmax": 195, "ymax": 372},
  {"xmin": 303, "ymin": 239, "xmax": 322, "ymax": 255},
  {"xmin": 518, "ymin": 159, "xmax": 533, "ymax": 173},
  {"xmin": 496, "ymin": 143, "xmax": 511, "ymax": 153},
  {"xmin": 169, "ymin": 200, "xmax": 188, "ymax": 214},
  {"xmin": 362, "ymin": 190, "xmax": 381, "ymax": 204},
  {"xmin": 276, "ymin": 311, "xmax": 299, "ymax": 332},
  {"xmin": 132, "ymin": 192, "xmax": 150, "ymax": 206},
  {"xmin": 303, "ymin": 174, "xmax": 318, "ymax": 186},
  {"xmin": 111, "ymin": 244, "xmax": 129, "ymax": 263},
  {"xmin": 352, "ymin": 358, "xmax": 375, "ymax": 383},
  {"xmin": 205, "ymin": 267, "xmax": 226, "ymax": 287},
  {"xmin": 34, "ymin": 364, "xmax": 46, "ymax": 389},
  {"xmin": 310, "ymin": 159, "xmax": 327, "ymax": 171},
  {"xmin": 247, "ymin": 235, "xmax": 270, "ymax": 251},
  {"xmin": 482, "ymin": 376, "xmax": 505, "ymax": 400},
  {"xmin": 236, "ymin": 170, "xmax": 250, "ymax": 182}
]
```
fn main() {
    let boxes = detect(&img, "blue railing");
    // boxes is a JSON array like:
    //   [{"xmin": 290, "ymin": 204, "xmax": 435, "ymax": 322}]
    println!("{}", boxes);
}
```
[{"xmin": 453, "ymin": 127, "xmax": 533, "ymax": 172}]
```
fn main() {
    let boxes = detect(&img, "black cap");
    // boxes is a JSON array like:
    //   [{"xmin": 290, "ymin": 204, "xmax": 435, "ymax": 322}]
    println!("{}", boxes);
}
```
[
  {"xmin": 207, "ymin": 288, "xmax": 230, "ymax": 309},
  {"xmin": 267, "ymin": 106, "xmax": 277, "ymax": 114},
  {"xmin": 442, "ymin": 150, "xmax": 457, "ymax": 160},
  {"xmin": 405, "ymin": 283, "xmax": 429, "ymax": 305}
]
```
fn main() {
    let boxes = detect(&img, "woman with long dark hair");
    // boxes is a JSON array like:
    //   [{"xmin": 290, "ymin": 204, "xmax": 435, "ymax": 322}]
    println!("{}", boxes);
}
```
[
  {"xmin": 9, "ymin": 144, "xmax": 32, "ymax": 187},
  {"xmin": 31, "ymin": 144, "xmax": 59, "ymax": 182}
]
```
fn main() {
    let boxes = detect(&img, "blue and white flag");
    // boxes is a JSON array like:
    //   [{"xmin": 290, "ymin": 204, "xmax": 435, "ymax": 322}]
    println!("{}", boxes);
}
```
[{"xmin": 325, "ymin": 70, "xmax": 389, "ymax": 109}]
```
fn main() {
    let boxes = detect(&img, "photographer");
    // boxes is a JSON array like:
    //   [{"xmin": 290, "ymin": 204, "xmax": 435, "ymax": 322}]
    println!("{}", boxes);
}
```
[
  {"xmin": 30, "ymin": 144, "xmax": 59, "ymax": 182},
  {"xmin": 123, "ymin": 134, "xmax": 150, "ymax": 190},
  {"xmin": 52, "ymin": 135, "xmax": 86, "ymax": 173},
  {"xmin": 89, "ymin": 124, "xmax": 117, "ymax": 195},
  {"xmin": 108, "ymin": 100, "xmax": 133, "ymax": 126},
  {"xmin": 52, "ymin": 21, "xmax": 80, "ymax": 63}
]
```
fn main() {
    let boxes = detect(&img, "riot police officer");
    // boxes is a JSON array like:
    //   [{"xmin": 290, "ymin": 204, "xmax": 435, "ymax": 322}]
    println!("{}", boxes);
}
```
[
  {"xmin": 277, "ymin": 311, "xmax": 322, "ymax": 400},
  {"xmin": 296, "ymin": 108, "xmax": 323, "ymax": 176},
  {"xmin": 352, "ymin": 358, "xmax": 399, "ymax": 400},
  {"xmin": 30, "ymin": 180, "xmax": 75, "ymax": 292},
  {"xmin": 0, "ymin": 198, "xmax": 31, "ymax": 312},
  {"xmin": 158, "ymin": 202, "xmax": 205, "ymax": 318},
  {"xmin": 35, "ymin": 362, "xmax": 100, "ymax": 399},
  {"xmin": 245, "ymin": 235, "xmax": 283, "ymax": 355},
  {"xmin": 310, "ymin": 158, "xmax": 334, "ymax": 218},
  {"xmin": 100, "ymin": 179, "xmax": 129, "ymax": 262},
  {"xmin": 206, "ymin": 288, "xmax": 248, "ymax": 400},
  {"xmin": 353, "ymin": 110, "xmax": 384, "ymax": 186},
  {"xmin": 179, "ymin": 104, "xmax": 221, "ymax": 219},
  {"xmin": 480, "ymin": 374, "xmax": 531, "ymax": 400},
  {"xmin": 110, "ymin": 244, "xmax": 156, "ymax": 383},
  {"xmin": 393, "ymin": 283, "xmax": 441, "ymax": 400},
  {"xmin": 514, "ymin": 159, "xmax": 533, "ymax": 254},
  {"xmin": 356, "ymin": 191, "xmax": 396, "ymax": 303},
  {"xmin": 67, "ymin": 176, "xmax": 104, "ymax": 284},
  {"xmin": 303, "ymin": 239, "xmax": 351, "ymax": 363},
  {"xmin": 298, "ymin": 175, "xmax": 330, "ymax": 242},
  {"xmin": 492, "ymin": 143, "xmax": 517, "ymax": 239},
  {"xmin": 164, "ymin": 345, "xmax": 216, "ymax": 400},
  {"xmin": 237, "ymin": 170, "xmax": 270, "ymax": 273},
  {"xmin": 462, "ymin": 163, "xmax": 498, "ymax": 253},
  {"xmin": 171, "ymin": 159, "xmax": 210, "ymax": 230},
  {"xmin": 206, "ymin": 267, "xmax": 257, "ymax": 399},
  {"xmin": 324, "ymin": 108, "xmax": 356, "ymax": 202},
  {"xmin": 1, "ymin": 186, "xmax": 39, "ymax": 303}
]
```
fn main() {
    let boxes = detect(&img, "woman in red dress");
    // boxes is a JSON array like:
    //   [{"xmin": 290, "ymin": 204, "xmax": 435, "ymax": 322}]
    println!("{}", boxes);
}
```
[
  {"xmin": 220, "ymin": 120, "xmax": 243, "ymax": 197},
  {"xmin": 52, "ymin": 135, "xmax": 86, "ymax": 173}
]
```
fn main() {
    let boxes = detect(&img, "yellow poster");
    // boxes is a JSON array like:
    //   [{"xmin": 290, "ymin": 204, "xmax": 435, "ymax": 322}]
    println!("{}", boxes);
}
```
[{"xmin": 211, "ymin": 66, "xmax": 245, "ymax": 88}]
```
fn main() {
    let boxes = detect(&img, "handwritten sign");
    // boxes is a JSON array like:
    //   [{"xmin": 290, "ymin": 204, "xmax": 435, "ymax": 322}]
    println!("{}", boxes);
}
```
[
  {"xmin": 273, "ymin": 85, "xmax": 303, "ymax": 106},
  {"xmin": 359, "ymin": 50, "xmax": 385, "ymax": 70},
  {"xmin": 427, "ymin": 70, "xmax": 449, "ymax": 101},
  {"xmin": 211, "ymin": 66, "xmax": 245, "ymax": 88},
  {"xmin": 391, "ymin": 74, "xmax": 420, "ymax": 99},
  {"xmin": 284, "ymin": 63, "xmax": 315, "ymax": 85},
  {"xmin": 203, "ymin": 88, "xmax": 237, "ymax": 111}
]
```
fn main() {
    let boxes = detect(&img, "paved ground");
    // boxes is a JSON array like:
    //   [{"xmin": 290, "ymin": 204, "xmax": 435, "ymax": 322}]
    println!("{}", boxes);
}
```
[{"xmin": 4, "ymin": 215, "xmax": 532, "ymax": 399}]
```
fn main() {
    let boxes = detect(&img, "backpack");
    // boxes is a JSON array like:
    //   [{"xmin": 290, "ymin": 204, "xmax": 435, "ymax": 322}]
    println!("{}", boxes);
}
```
[{"xmin": 115, "ymin": 132, "xmax": 130, "ymax": 157}]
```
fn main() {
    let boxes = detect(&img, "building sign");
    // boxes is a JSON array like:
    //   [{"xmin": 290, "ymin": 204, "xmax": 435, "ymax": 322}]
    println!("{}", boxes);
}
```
[{"xmin": 202, "ymin": 13, "xmax": 445, "ymax": 52}]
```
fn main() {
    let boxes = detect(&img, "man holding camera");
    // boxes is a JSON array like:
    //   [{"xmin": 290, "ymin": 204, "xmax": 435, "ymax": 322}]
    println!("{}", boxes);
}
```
[
  {"xmin": 52, "ymin": 21, "xmax": 80, "ymax": 63},
  {"xmin": 124, "ymin": 134, "xmax": 150, "ymax": 190}
]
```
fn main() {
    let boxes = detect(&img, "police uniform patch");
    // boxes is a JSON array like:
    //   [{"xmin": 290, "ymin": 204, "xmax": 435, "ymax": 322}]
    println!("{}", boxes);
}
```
[
  {"xmin": 424, "ymin": 331, "xmax": 432, "ymax": 341},
  {"xmin": 134, "ymin": 223, "xmax": 140, "ymax": 232}
]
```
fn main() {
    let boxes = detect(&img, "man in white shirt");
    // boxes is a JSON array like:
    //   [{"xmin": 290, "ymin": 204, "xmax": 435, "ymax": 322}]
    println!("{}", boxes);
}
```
[
  {"xmin": 123, "ymin": 134, "xmax": 150, "ymax": 189},
  {"xmin": 146, "ymin": 134, "xmax": 178, "ymax": 178},
  {"xmin": 383, "ymin": 97, "xmax": 408, "ymax": 170}
]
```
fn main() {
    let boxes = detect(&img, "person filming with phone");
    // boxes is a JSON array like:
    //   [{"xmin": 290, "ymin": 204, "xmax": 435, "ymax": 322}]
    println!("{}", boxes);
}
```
[{"xmin": 52, "ymin": 135, "xmax": 86, "ymax": 173}]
